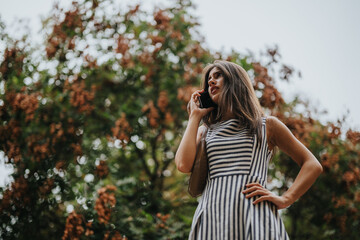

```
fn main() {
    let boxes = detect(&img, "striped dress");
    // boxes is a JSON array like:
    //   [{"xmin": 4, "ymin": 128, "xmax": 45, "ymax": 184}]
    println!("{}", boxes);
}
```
[{"xmin": 189, "ymin": 117, "xmax": 289, "ymax": 240}]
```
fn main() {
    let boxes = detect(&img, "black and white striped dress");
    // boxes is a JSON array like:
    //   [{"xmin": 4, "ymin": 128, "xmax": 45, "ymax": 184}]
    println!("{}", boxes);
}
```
[{"xmin": 189, "ymin": 117, "xmax": 289, "ymax": 240}]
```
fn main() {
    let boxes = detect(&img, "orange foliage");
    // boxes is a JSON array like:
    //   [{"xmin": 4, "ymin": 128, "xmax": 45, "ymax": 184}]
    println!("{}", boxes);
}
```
[
  {"xmin": 103, "ymin": 230, "xmax": 128, "ymax": 240},
  {"xmin": 0, "ymin": 46, "xmax": 25, "ymax": 77},
  {"xmin": 157, "ymin": 91, "xmax": 169, "ymax": 112},
  {"xmin": 46, "ymin": 3, "xmax": 83, "ymax": 58},
  {"xmin": 0, "ymin": 177, "xmax": 31, "ymax": 211},
  {"xmin": 332, "ymin": 196, "xmax": 347, "ymax": 208},
  {"xmin": 346, "ymin": 129, "xmax": 360, "ymax": 145},
  {"xmin": 70, "ymin": 143, "xmax": 83, "ymax": 157},
  {"xmin": 55, "ymin": 160, "xmax": 66, "ymax": 170},
  {"xmin": 120, "ymin": 53, "xmax": 135, "ymax": 69},
  {"xmin": 142, "ymin": 100, "xmax": 160, "ymax": 128},
  {"xmin": 150, "ymin": 35, "xmax": 165, "ymax": 45},
  {"xmin": 64, "ymin": 78, "xmax": 95, "ymax": 114},
  {"xmin": 177, "ymin": 86, "xmax": 199, "ymax": 103},
  {"xmin": 38, "ymin": 178, "xmax": 55, "ymax": 197},
  {"xmin": 328, "ymin": 123, "xmax": 341, "ymax": 139},
  {"xmin": 165, "ymin": 111, "xmax": 174, "ymax": 125},
  {"xmin": 127, "ymin": 4, "xmax": 140, "ymax": 16},
  {"xmin": 95, "ymin": 185, "xmax": 117, "ymax": 224},
  {"xmin": 0, "ymin": 118, "xmax": 22, "ymax": 164},
  {"xmin": 95, "ymin": 160, "xmax": 109, "ymax": 179},
  {"xmin": 62, "ymin": 211, "xmax": 85, "ymax": 240},
  {"xmin": 156, "ymin": 212, "xmax": 171, "ymax": 229},
  {"xmin": 111, "ymin": 113, "xmax": 132, "ymax": 147},
  {"xmin": 84, "ymin": 221, "xmax": 94, "ymax": 236},
  {"xmin": 252, "ymin": 62, "xmax": 284, "ymax": 109},
  {"xmin": 321, "ymin": 152, "xmax": 339, "ymax": 170},
  {"xmin": 170, "ymin": 31, "xmax": 183, "ymax": 41},
  {"xmin": 154, "ymin": 10, "xmax": 171, "ymax": 30},
  {"xmin": 26, "ymin": 134, "xmax": 50, "ymax": 162},
  {"xmin": 6, "ymin": 89, "xmax": 39, "ymax": 122},
  {"xmin": 84, "ymin": 54, "xmax": 97, "ymax": 68},
  {"xmin": 138, "ymin": 51, "xmax": 154, "ymax": 66},
  {"xmin": 4, "ymin": 140, "xmax": 22, "ymax": 164},
  {"xmin": 338, "ymin": 215, "xmax": 347, "ymax": 233},
  {"xmin": 355, "ymin": 191, "xmax": 360, "ymax": 203},
  {"xmin": 116, "ymin": 36, "xmax": 130, "ymax": 55}
]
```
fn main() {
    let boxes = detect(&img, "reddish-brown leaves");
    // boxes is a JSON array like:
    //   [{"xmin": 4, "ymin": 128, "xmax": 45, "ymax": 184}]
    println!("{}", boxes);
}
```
[
  {"xmin": 0, "ymin": 46, "xmax": 25, "ymax": 78},
  {"xmin": 95, "ymin": 160, "xmax": 109, "ymax": 179},
  {"xmin": 142, "ymin": 100, "xmax": 160, "ymax": 128},
  {"xmin": 252, "ymin": 62, "xmax": 284, "ymax": 109},
  {"xmin": 6, "ymin": 90, "xmax": 39, "ymax": 122},
  {"xmin": 154, "ymin": 10, "xmax": 171, "ymax": 30},
  {"xmin": 62, "ymin": 211, "xmax": 85, "ymax": 240},
  {"xmin": 116, "ymin": 36, "xmax": 130, "ymax": 55},
  {"xmin": 46, "ymin": 3, "xmax": 84, "ymax": 59},
  {"xmin": 112, "ymin": 113, "xmax": 132, "ymax": 147},
  {"xmin": 0, "ymin": 177, "xmax": 31, "ymax": 212},
  {"xmin": 95, "ymin": 185, "xmax": 117, "ymax": 224},
  {"xmin": 157, "ymin": 91, "xmax": 169, "ymax": 113},
  {"xmin": 346, "ymin": 129, "xmax": 360, "ymax": 145},
  {"xmin": 64, "ymin": 78, "xmax": 95, "ymax": 114},
  {"xmin": 26, "ymin": 134, "xmax": 50, "ymax": 162},
  {"xmin": 0, "ymin": 119, "xmax": 22, "ymax": 163},
  {"xmin": 156, "ymin": 212, "xmax": 170, "ymax": 229}
]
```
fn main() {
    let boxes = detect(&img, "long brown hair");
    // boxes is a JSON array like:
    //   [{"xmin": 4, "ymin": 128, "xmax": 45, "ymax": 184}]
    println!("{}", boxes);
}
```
[{"xmin": 201, "ymin": 60, "xmax": 264, "ymax": 140}]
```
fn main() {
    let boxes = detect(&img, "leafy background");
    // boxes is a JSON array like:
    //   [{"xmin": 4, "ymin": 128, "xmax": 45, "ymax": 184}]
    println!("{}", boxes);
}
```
[{"xmin": 0, "ymin": 0, "xmax": 359, "ymax": 239}]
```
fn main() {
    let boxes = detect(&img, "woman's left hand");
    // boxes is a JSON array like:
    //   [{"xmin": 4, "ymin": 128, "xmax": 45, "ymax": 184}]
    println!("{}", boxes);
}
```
[{"xmin": 242, "ymin": 182, "xmax": 291, "ymax": 210}]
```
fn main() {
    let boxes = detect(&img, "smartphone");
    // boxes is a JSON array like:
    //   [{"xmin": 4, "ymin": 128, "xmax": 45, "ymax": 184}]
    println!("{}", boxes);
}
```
[{"xmin": 198, "ymin": 91, "xmax": 217, "ymax": 108}]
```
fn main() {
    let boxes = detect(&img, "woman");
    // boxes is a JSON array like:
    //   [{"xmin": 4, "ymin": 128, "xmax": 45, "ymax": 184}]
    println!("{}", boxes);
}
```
[{"xmin": 175, "ymin": 60, "xmax": 323, "ymax": 239}]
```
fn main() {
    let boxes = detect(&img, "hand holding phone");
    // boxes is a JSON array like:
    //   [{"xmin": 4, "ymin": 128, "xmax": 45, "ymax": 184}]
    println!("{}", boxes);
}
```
[{"xmin": 198, "ymin": 91, "xmax": 217, "ymax": 109}]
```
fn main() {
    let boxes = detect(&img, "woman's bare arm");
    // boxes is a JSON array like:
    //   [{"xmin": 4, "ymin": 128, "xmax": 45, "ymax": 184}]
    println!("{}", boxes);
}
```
[
  {"xmin": 175, "ymin": 90, "xmax": 213, "ymax": 173},
  {"xmin": 175, "ymin": 116, "xmax": 204, "ymax": 173},
  {"xmin": 243, "ymin": 116, "xmax": 323, "ymax": 209}
]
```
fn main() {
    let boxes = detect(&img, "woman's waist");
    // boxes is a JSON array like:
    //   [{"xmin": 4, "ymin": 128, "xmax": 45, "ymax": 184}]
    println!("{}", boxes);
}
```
[{"xmin": 207, "ymin": 173, "xmax": 266, "ymax": 186}]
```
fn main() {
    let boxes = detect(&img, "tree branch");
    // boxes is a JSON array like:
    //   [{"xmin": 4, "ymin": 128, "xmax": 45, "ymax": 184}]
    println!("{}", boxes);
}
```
[{"xmin": 134, "ymin": 146, "xmax": 152, "ymax": 179}]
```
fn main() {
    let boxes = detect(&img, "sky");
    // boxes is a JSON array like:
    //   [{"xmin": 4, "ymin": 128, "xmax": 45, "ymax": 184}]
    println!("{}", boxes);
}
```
[{"xmin": 0, "ymin": 0, "xmax": 359, "ymax": 186}]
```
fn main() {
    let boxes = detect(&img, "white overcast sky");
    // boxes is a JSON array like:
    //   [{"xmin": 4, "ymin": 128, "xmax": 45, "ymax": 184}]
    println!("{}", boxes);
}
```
[{"xmin": 0, "ymin": 0, "xmax": 360, "ymax": 186}]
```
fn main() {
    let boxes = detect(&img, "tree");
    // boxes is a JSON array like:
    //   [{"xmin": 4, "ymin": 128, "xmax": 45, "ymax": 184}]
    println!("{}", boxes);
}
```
[{"xmin": 0, "ymin": 0, "xmax": 359, "ymax": 239}]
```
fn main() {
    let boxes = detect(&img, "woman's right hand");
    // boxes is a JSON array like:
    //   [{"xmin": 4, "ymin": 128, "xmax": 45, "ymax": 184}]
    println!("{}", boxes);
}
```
[{"xmin": 187, "ymin": 89, "xmax": 214, "ymax": 120}]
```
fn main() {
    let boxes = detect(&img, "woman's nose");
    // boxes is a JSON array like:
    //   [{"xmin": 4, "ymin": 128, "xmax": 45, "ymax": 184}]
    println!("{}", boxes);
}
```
[{"xmin": 209, "ymin": 79, "xmax": 215, "ymax": 85}]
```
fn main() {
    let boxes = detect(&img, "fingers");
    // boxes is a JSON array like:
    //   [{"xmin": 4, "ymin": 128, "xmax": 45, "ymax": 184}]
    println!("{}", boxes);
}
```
[
  {"xmin": 245, "ymin": 182, "xmax": 263, "ymax": 188},
  {"xmin": 191, "ymin": 89, "xmax": 204, "ymax": 102},
  {"xmin": 188, "ymin": 90, "xmax": 212, "ymax": 117},
  {"xmin": 242, "ymin": 183, "xmax": 264, "ymax": 194},
  {"xmin": 242, "ymin": 182, "xmax": 285, "ymax": 208},
  {"xmin": 243, "ymin": 182, "xmax": 271, "ymax": 202},
  {"xmin": 253, "ymin": 196, "xmax": 271, "ymax": 205},
  {"xmin": 244, "ymin": 189, "xmax": 268, "ymax": 198}
]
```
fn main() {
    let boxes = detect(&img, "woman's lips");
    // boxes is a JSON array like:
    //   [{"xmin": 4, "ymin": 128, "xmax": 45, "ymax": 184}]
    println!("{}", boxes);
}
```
[{"xmin": 211, "ymin": 87, "xmax": 218, "ymax": 94}]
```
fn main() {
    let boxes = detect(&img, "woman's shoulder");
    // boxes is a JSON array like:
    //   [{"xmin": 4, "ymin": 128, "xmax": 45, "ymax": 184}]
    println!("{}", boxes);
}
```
[
  {"xmin": 265, "ymin": 116, "xmax": 283, "ymax": 147},
  {"xmin": 265, "ymin": 116, "xmax": 286, "ymax": 130},
  {"xmin": 265, "ymin": 115, "xmax": 279, "ymax": 126}
]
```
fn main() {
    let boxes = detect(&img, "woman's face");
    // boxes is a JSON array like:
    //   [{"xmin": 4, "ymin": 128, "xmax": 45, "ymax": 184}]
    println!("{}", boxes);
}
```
[{"xmin": 207, "ymin": 67, "xmax": 225, "ymax": 104}]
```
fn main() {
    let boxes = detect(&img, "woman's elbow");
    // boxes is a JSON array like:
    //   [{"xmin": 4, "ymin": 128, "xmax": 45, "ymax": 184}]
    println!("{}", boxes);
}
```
[
  {"xmin": 317, "ymin": 162, "xmax": 323, "ymax": 174},
  {"xmin": 313, "ymin": 159, "xmax": 323, "ymax": 175},
  {"xmin": 175, "ymin": 156, "xmax": 192, "ymax": 173},
  {"xmin": 177, "ymin": 163, "xmax": 192, "ymax": 173}
]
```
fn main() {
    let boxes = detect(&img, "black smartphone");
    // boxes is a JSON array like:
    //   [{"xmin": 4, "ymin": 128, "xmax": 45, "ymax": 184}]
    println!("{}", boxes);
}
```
[{"xmin": 198, "ymin": 91, "xmax": 217, "ymax": 108}]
